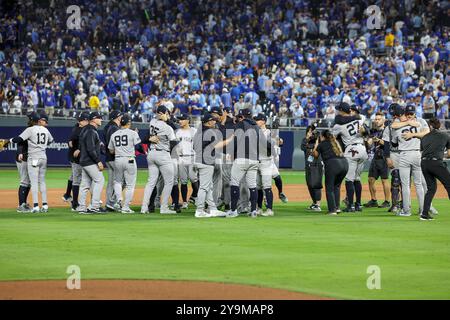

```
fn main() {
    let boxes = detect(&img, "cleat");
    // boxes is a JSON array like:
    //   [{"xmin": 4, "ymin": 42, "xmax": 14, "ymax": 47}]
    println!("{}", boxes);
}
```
[
  {"xmin": 328, "ymin": 212, "xmax": 338, "ymax": 216},
  {"xmin": 311, "ymin": 205, "xmax": 322, "ymax": 212},
  {"xmin": 396, "ymin": 210, "xmax": 411, "ymax": 217},
  {"xmin": 279, "ymin": 192, "xmax": 288, "ymax": 203},
  {"xmin": 256, "ymin": 208, "xmax": 263, "ymax": 216},
  {"xmin": 195, "ymin": 210, "xmax": 212, "ymax": 218},
  {"xmin": 420, "ymin": 214, "xmax": 434, "ymax": 221},
  {"xmin": 355, "ymin": 203, "xmax": 362, "ymax": 212},
  {"xmin": 378, "ymin": 201, "xmax": 391, "ymax": 208},
  {"xmin": 106, "ymin": 204, "xmax": 116, "ymax": 212},
  {"xmin": 336, "ymin": 209, "xmax": 342, "ymax": 214},
  {"xmin": 160, "ymin": 208, "xmax": 177, "ymax": 215},
  {"xmin": 209, "ymin": 209, "xmax": 226, "ymax": 217},
  {"xmin": 17, "ymin": 203, "xmax": 31, "ymax": 213},
  {"xmin": 189, "ymin": 197, "xmax": 197, "ymax": 205},
  {"xmin": 181, "ymin": 202, "xmax": 189, "ymax": 209},
  {"xmin": 40, "ymin": 205, "xmax": 49, "ymax": 213},
  {"xmin": 62, "ymin": 195, "xmax": 72, "ymax": 203},
  {"xmin": 363, "ymin": 200, "xmax": 378, "ymax": 208},
  {"xmin": 121, "ymin": 208, "xmax": 135, "ymax": 214},
  {"xmin": 343, "ymin": 205, "xmax": 355, "ymax": 213},
  {"xmin": 429, "ymin": 206, "xmax": 438, "ymax": 215},
  {"xmin": 113, "ymin": 201, "xmax": 122, "ymax": 212},
  {"xmin": 250, "ymin": 210, "xmax": 258, "ymax": 218},
  {"xmin": 87, "ymin": 207, "xmax": 107, "ymax": 214},
  {"xmin": 31, "ymin": 206, "xmax": 40, "ymax": 213},
  {"xmin": 225, "ymin": 210, "xmax": 238, "ymax": 218},
  {"xmin": 174, "ymin": 205, "xmax": 182, "ymax": 213},
  {"xmin": 261, "ymin": 209, "xmax": 274, "ymax": 217},
  {"xmin": 140, "ymin": 208, "xmax": 150, "ymax": 214}
]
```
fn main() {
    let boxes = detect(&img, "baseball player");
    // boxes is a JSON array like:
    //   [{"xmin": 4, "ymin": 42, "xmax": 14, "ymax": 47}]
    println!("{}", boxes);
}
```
[
  {"xmin": 167, "ymin": 114, "xmax": 182, "ymax": 213},
  {"xmin": 391, "ymin": 105, "xmax": 429, "ymax": 216},
  {"xmin": 77, "ymin": 112, "xmax": 106, "ymax": 214},
  {"xmin": 103, "ymin": 110, "xmax": 123, "ymax": 211},
  {"xmin": 254, "ymin": 113, "xmax": 274, "ymax": 216},
  {"xmin": 192, "ymin": 113, "xmax": 232, "ymax": 218},
  {"xmin": 141, "ymin": 105, "xmax": 178, "ymax": 214},
  {"xmin": 175, "ymin": 113, "xmax": 199, "ymax": 209},
  {"xmin": 67, "ymin": 112, "xmax": 90, "ymax": 211},
  {"xmin": 226, "ymin": 109, "xmax": 269, "ymax": 218},
  {"xmin": 382, "ymin": 103, "xmax": 404, "ymax": 213},
  {"xmin": 270, "ymin": 127, "xmax": 287, "ymax": 203},
  {"xmin": 210, "ymin": 107, "xmax": 225, "ymax": 206},
  {"xmin": 218, "ymin": 107, "xmax": 235, "ymax": 211},
  {"xmin": 9, "ymin": 113, "xmax": 54, "ymax": 213},
  {"xmin": 15, "ymin": 112, "xmax": 36, "ymax": 213},
  {"xmin": 108, "ymin": 114, "xmax": 141, "ymax": 213},
  {"xmin": 332, "ymin": 102, "xmax": 368, "ymax": 212}
]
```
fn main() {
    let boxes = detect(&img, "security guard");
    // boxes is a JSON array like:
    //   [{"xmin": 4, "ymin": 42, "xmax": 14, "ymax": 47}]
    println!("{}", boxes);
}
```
[{"xmin": 418, "ymin": 118, "xmax": 450, "ymax": 220}]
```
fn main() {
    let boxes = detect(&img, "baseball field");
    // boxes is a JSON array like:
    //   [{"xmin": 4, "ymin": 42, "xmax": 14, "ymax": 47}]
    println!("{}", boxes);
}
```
[{"xmin": 0, "ymin": 168, "xmax": 449, "ymax": 300}]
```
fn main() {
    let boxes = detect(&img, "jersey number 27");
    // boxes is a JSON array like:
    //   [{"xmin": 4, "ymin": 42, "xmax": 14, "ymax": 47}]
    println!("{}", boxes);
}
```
[{"xmin": 346, "ymin": 121, "xmax": 360, "ymax": 136}]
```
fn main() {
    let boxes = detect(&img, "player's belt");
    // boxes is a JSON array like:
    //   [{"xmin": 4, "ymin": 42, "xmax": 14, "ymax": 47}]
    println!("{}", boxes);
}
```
[
  {"xmin": 150, "ymin": 148, "xmax": 169, "ymax": 152},
  {"xmin": 399, "ymin": 149, "xmax": 420, "ymax": 152},
  {"xmin": 180, "ymin": 154, "xmax": 194, "ymax": 157},
  {"xmin": 350, "ymin": 143, "xmax": 364, "ymax": 146},
  {"xmin": 422, "ymin": 157, "xmax": 439, "ymax": 161}
]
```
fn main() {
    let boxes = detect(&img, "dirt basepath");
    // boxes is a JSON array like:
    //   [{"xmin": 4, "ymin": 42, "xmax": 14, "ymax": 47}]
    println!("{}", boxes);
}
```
[
  {"xmin": 0, "ymin": 183, "xmax": 447, "ymax": 209},
  {"xmin": 0, "ymin": 280, "xmax": 331, "ymax": 300}
]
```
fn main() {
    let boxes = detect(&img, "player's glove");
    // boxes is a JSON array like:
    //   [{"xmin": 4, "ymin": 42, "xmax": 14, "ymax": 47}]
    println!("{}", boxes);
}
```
[{"xmin": 0, "ymin": 139, "xmax": 10, "ymax": 152}]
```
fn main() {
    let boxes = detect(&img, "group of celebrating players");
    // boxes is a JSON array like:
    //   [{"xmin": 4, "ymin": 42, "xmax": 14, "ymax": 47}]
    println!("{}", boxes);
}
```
[
  {"xmin": 5, "ymin": 101, "xmax": 449, "ymax": 220},
  {"xmin": 8, "ymin": 106, "xmax": 289, "ymax": 218}
]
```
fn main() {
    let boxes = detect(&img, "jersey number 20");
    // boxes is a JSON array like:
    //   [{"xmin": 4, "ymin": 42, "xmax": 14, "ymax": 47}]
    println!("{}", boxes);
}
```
[{"xmin": 114, "ymin": 135, "xmax": 128, "ymax": 146}]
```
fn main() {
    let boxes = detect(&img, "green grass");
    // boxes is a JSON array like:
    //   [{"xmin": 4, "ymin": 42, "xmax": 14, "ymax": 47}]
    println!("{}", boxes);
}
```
[{"xmin": 0, "ymin": 168, "xmax": 449, "ymax": 299}]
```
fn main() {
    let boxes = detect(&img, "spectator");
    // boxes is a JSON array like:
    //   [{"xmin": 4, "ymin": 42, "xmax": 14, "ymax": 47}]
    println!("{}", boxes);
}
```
[{"xmin": 423, "ymin": 90, "xmax": 436, "ymax": 119}]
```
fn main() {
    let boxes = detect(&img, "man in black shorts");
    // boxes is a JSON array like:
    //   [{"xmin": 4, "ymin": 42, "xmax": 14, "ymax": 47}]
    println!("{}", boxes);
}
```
[{"xmin": 364, "ymin": 112, "xmax": 391, "ymax": 208}]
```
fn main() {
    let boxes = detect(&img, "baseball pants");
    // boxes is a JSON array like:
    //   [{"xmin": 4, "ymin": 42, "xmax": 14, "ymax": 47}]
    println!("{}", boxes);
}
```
[
  {"xmin": 257, "ymin": 158, "xmax": 272, "ymax": 190},
  {"xmin": 213, "ymin": 162, "xmax": 223, "ymax": 205},
  {"xmin": 178, "ymin": 159, "xmax": 198, "ymax": 184},
  {"xmin": 344, "ymin": 144, "xmax": 368, "ymax": 182},
  {"xmin": 221, "ymin": 162, "xmax": 233, "ymax": 206},
  {"xmin": 78, "ymin": 164, "xmax": 105, "ymax": 211},
  {"xmin": 271, "ymin": 159, "xmax": 280, "ymax": 178},
  {"xmin": 106, "ymin": 161, "xmax": 118, "ymax": 207},
  {"xmin": 27, "ymin": 158, "xmax": 47, "ymax": 206},
  {"xmin": 142, "ymin": 150, "xmax": 174, "ymax": 210},
  {"xmin": 16, "ymin": 161, "xmax": 30, "ymax": 187},
  {"xmin": 231, "ymin": 159, "xmax": 258, "ymax": 212},
  {"xmin": 195, "ymin": 163, "xmax": 217, "ymax": 211},
  {"xmin": 71, "ymin": 162, "xmax": 83, "ymax": 186},
  {"xmin": 114, "ymin": 157, "xmax": 137, "ymax": 210},
  {"xmin": 399, "ymin": 151, "xmax": 424, "ymax": 214}
]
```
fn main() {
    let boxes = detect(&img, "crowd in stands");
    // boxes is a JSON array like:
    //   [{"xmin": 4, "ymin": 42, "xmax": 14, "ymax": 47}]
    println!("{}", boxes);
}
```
[{"xmin": 0, "ymin": 0, "xmax": 449, "ymax": 127}]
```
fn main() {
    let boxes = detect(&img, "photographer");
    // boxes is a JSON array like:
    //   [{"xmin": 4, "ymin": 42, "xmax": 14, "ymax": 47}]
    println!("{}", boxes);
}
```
[
  {"xmin": 301, "ymin": 125, "xmax": 323, "ymax": 211},
  {"xmin": 364, "ymin": 112, "xmax": 391, "ymax": 208}
]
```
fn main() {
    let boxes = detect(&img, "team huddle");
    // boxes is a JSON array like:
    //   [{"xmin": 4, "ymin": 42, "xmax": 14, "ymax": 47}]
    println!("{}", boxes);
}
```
[
  {"xmin": 309, "ymin": 101, "xmax": 449, "ymax": 219},
  {"xmin": 8, "ymin": 106, "xmax": 289, "ymax": 218}
]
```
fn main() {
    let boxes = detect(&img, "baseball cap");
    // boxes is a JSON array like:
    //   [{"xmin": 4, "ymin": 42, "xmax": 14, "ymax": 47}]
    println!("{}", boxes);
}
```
[
  {"xmin": 389, "ymin": 103, "xmax": 404, "ymax": 117},
  {"xmin": 254, "ymin": 113, "xmax": 267, "ymax": 122},
  {"xmin": 336, "ymin": 102, "xmax": 351, "ymax": 113},
  {"xmin": 156, "ymin": 105, "xmax": 169, "ymax": 114},
  {"xmin": 120, "ymin": 114, "xmax": 131, "ymax": 126},
  {"xmin": 31, "ymin": 112, "xmax": 41, "ymax": 122},
  {"xmin": 350, "ymin": 104, "xmax": 360, "ymax": 113},
  {"xmin": 109, "ymin": 110, "xmax": 122, "ymax": 120},
  {"xmin": 27, "ymin": 111, "xmax": 37, "ymax": 120},
  {"xmin": 239, "ymin": 109, "xmax": 252, "ymax": 118},
  {"xmin": 177, "ymin": 113, "xmax": 190, "ymax": 121},
  {"xmin": 210, "ymin": 107, "xmax": 223, "ymax": 116},
  {"xmin": 405, "ymin": 105, "xmax": 416, "ymax": 114},
  {"xmin": 202, "ymin": 113, "xmax": 216, "ymax": 123},
  {"xmin": 89, "ymin": 112, "xmax": 103, "ymax": 121},
  {"xmin": 39, "ymin": 113, "xmax": 49, "ymax": 122},
  {"xmin": 77, "ymin": 112, "xmax": 90, "ymax": 121}
]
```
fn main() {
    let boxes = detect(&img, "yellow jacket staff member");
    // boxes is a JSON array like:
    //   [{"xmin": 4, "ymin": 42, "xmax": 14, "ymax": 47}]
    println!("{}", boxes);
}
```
[{"xmin": 88, "ymin": 95, "xmax": 100, "ymax": 111}]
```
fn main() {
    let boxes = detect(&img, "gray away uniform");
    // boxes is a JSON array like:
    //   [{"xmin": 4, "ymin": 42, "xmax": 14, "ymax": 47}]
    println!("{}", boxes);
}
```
[
  {"xmin": 141, "ymin": 118, "xmax": 177, "ymax": 211},
  {"xmin": 332, "ymin": 118, "xmax": 368, "ymax": 182},
  {"xmin": 108, "ymin": 128, "xmax": 141, "ymax": 210},
  {"xmin": 176, "ymin": 127, "xmax": 198, "ymax": 184},
  {"xmin": 18, "ymin": 125, "xmax": 54, "ymax": 206},
  {"xmin": 393, "ymin": 117, "xmax": 428, "ymax": 214}
]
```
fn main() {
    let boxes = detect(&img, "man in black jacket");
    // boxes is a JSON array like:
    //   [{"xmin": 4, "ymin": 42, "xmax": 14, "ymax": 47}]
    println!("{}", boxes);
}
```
[
  {"xmin": 226, "ymin": 109, "xmax": 269, "ymax": 218},
  {"xmin": 67, "ymin": 112, "xmax": 89, "ymax": 211},
  {"xmin": 77, "ymin": 112, "xmax": 105, "ymax": 214},
  {"xmin": 103, "ymin": 110, "xmax": 123, "ymax": 211}
]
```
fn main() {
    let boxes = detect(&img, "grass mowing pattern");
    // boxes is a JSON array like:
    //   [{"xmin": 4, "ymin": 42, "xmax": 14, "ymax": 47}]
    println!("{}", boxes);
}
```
[{"xmin": 0, "ymin": 199, "xmax": 449, "ymax": 299}]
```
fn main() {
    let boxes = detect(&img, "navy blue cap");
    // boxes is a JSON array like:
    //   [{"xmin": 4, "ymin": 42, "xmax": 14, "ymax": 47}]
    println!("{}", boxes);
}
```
[
  {"xmin": 239, "ymin": 108, "xmax": 252, "ymax": 117},
  {"xmin": 39, "ymin": 113, "xmax": 49, "ymax": 122},
  {"xmin": 202, "ymin": 113, "xmax": 216, "ymax": 123},
  {"xmin": 89, "ymin": 112, "xmax": 103, "ymax": 121},
  {"xmin": 31, "ymin": 112, "xmax": 40, "ymax": 122},
  {"xmin": 177, "ymin": 113, "xmax": 190, "ymax": 121},
  {"xmin": 405, "ymin": 105, "xmax": 416, "ymax": 114},
  {"xmin": 156, "ymin": 105, "xmax": 169, "ymax": 114},
  {"xmin": 350, "ymin": 104, "xmax": 360, "ymax": 113},
  {"xmin": 389, "ymin": 103, "xmax": 404, "ymax": 117},
  {"xmin": 120, "ymin": 114, "xmax": 131, "ymax": 126},
  {"xmin": 210, "ymin": 107, "xmax": 223, "ymax": 116},
  {"xmin": 109, "ymin": 110, "xmax": 122, "ymax": 120},
  {"xmin": 27, "ymin": 111, "xmax": 37, "ymax": 120},
  {"xmin": 336, "ymin": 102, "xmax": 351, "ymax": 113},
  {"xmin": 77, "ymin": 112, "xmax": 90, "ymax": 121},
  {"xmin": 254, "ymin": 113, "xmax": 267, "ymax": 121}
]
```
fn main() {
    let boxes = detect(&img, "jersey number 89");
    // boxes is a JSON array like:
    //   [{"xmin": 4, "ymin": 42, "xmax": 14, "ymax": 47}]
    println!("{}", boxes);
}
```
[{"xmin": 114, "ymin": 135, "xmax": 128, "ymax": 146}]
